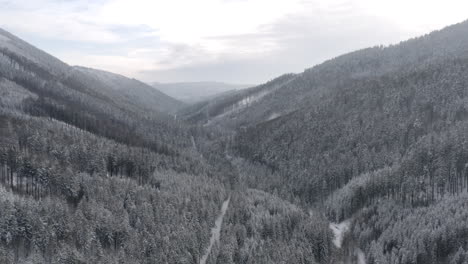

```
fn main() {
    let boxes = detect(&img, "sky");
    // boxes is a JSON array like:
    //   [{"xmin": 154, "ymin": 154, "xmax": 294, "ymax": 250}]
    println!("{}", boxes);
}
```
[{"xmin": 1, "ymin": 0, "xmax": 468, "ymax": 84}]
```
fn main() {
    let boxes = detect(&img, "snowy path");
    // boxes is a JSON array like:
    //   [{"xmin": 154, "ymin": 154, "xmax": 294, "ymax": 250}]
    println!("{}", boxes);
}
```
[
  {"xmin": 329, "ymin": 220, "xmax": 366, "ymax": 264},
  {"xmin": 329, "ymin": 221, "xmax": 350, "ymax": 248},
  {"xmin": 199, "ymin": 197, "xmax": 230, "ymax": 264},
  {"xmin": 191, "ymin": 136, "xmax": 197, "ymax": 151},
  {"xmin": 356, "ymin": 248, "xmax": 366, "ymax": 264}
]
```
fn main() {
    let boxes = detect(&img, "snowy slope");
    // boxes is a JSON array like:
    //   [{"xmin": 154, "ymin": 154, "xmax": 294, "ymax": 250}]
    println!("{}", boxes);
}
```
[
  {"xmin": 329, "ymin": 220, "xmax": 350, "ymax": 248},
  {"xmin": 0, "ymin": 28, "xmax": 182, "ymax": 114},
  {"xmin": 0, "ymin": 28, "xmax": 69, "ymax": 76},
  {"xmin": 74, "ymin": 66, "xmax": 183, "ymax": 113}
]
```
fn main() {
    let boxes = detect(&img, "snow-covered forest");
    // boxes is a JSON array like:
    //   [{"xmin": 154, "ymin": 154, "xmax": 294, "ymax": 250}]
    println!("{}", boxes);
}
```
[{"xmin": 1, "ymin": 16, "xmax": 468, "ymax": 264}]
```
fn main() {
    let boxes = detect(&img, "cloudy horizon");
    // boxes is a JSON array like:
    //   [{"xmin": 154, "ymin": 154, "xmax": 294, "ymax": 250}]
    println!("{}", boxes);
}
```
[{"xmin": 1, "ymin": 0, "xmax": 468, "ymax": 84}]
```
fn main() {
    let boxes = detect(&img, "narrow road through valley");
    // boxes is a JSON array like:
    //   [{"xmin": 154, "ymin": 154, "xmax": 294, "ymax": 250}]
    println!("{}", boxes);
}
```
[
  {"xmin": 329, "ymin": 220, "xmax": 366, "ymax": 264},
  {"xmin": 199, "ymin": 197, "xmax": 230, "ymax": 264}
]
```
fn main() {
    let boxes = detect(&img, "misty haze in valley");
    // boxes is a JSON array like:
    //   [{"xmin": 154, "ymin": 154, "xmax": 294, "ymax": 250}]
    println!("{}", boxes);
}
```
[{"xmin": 152, "ymin": 82, "xmax": 252, "ymax": 104}]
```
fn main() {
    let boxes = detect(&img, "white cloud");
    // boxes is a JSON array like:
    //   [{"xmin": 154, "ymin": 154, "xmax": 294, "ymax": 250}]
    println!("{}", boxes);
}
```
[
  {"xmin": 93, "ymin": 0, "xmax": 303, "ymax": 43},
  {"xmin": 1, "ymin": 0, "xmax": 468, "ymax": 83},
  {"xmin": 354, "ymin": 0, "xmax": 468, "ymax": 33},
  {"xmin": 59, "ymin": 52, "xmax": 156, "ymax": 74},
  {"xmin": 0, "ymin": 0, "xmax": 122, "ymax": 43}
]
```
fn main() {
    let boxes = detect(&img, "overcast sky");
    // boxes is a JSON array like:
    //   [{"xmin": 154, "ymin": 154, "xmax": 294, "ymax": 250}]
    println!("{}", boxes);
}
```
[{"xmin": 1, "ymin": 0, "xmax": 467, "ymax": 84}]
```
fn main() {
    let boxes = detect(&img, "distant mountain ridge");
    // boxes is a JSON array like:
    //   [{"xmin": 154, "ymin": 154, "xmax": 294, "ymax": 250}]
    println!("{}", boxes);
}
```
[{"xmin": 151, "ymin": 81, "xmax": 252, "ymax": 103}]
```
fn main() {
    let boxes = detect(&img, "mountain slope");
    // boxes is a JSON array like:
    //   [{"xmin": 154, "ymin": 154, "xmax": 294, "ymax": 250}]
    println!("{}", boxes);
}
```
[
  {"xmin": 180, "ymin": 73, "xmax": 296, "ymax": 128},
  {"xmin": 185, "ymin": 20, "xmax": 468, "ymax": 129},
  {"xmin": 0, "ymin": 27, "xmax": 190, "ymax": 154},
  {"xmin": 189, "ymin": 19, "xmax": 468, "ymax": 264},
  {"xmin": 0, "ymin": 28, "xmax": 182, "ymax": 115},
  {"xmin": 0, "ymin": 28, "xmax": 68, "ymax": 76},
  {"xmin": 77, "ymin": 67, "xmax": 183, "ymax": 113}
]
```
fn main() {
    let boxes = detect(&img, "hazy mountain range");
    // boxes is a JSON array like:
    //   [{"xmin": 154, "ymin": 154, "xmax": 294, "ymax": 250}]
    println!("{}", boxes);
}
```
[{"xmin": 1, "ymin": 19, "xmax": 468, "ymax": 264}]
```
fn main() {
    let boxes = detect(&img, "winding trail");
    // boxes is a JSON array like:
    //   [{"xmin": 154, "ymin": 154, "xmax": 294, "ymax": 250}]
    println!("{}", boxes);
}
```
[
  {"xmin": 191, "ymin": 136, "xmax": 198, "ymax": 151},
  {"xmin": 199, "ymin": 197, "xmax": 230, "ymax": 264},
  {"xmin": 329, "ymin": 220, "xmax": 366, "ymax": 264},
  {"xmin": 356, "ymin": 248, "xmax": 366, "ymax": 264},
  {"xmin": 329, "ymin": 221, "xmax": 351, "ymax": 248}
]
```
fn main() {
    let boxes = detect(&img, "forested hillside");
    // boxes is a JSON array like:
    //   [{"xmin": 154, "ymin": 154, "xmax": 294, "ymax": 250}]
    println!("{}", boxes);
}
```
[
  {"xmin": 0, "ymin": 28, "xmax": 334, "ymax": 264},
  {"xmin": 3, "ymin": 17, "xmax": 468, "ymax": 264},
  {"xmin": 0, "ymin": 27, "xmax": 228, "ymax": 263},
  {"xmin": 187, "ymin": 20, "xmax": 468, "ymax": 264}
]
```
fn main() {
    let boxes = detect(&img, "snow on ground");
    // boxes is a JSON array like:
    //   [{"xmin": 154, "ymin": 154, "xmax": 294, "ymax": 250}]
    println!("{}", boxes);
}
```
[
  {"xmin": 329, "ymin": 219, "xmax": 367, "ymax": 264},
  {"xmin": 267, "ymin": 112, "xmax": 280, "ymax": 121},
  {"xmin": 356, "ymin": 248, "xmax": 366, "ymax": 264},
  {"xmin": 236, "ymin": 90, "xmax": 270, "ymax": 108},
  {"xmin": 204, "ymin": 77, "xmax": 296, "ymax": 125},
  {"xmin": 329, "ymin": 220, "xmax": 351, "ymax": 248},
  {"xmin": 220, "ymin": 90, "xmax": 270, "ymax": 118},
  {"xmin": 191, "ymin": 136, "xmax": 197, "ymax": 151}
]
